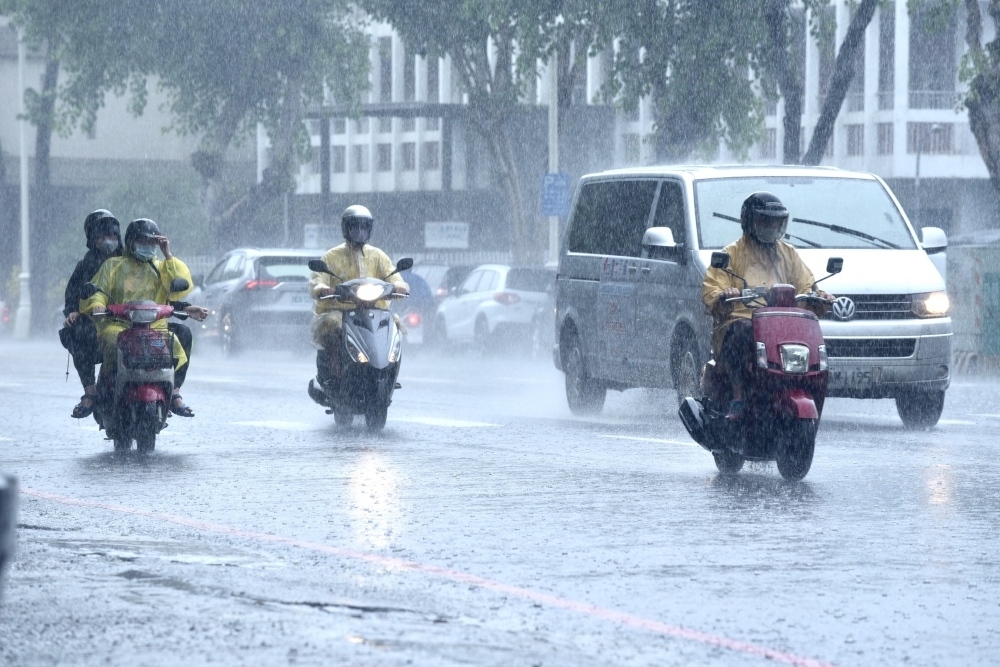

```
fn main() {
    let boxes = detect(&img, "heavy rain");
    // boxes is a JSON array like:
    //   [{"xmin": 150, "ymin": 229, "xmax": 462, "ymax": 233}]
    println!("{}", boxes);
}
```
[{"xmin": 0, "ymin": 1, "xmax": 998, "ymax": 665}]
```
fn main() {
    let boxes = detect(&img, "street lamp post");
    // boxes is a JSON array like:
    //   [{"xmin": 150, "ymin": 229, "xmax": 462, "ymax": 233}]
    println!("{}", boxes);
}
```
[{"xmin": 14, "ymin": 30, "xmax": 30, "ymax": 339}]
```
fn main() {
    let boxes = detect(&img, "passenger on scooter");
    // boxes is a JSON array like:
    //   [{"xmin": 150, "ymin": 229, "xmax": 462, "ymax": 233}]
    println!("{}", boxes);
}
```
[
  {"xmin": 80, "ymin": 219, "xmax": 208, "ymax": 417},
  {"xmin": 61, "ymin": 210, "xmax": 122, "ymax": 418},
  {"xmin": 309, "ymin": 205, "xmax": 409, "ymax": 391},
  {"xmin": 701, "ymin": 192, "xmax": 835, "ymax": 421}
]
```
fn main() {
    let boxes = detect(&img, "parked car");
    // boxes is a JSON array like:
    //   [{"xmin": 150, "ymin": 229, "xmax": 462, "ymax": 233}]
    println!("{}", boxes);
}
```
[
  {"xmin": 435, "ymin": 264, "xmax": 555, "ymax": 350},
  {"xmin": 392, "ymin": 269, "xmax": 435, "ymax": 346},
  {"xmin": 554, "ymin": 165, "xmax": 952, "ymax": 428},
  {"xmin": 411, "ymin": 264, "xmax": 474, "ymax": 301},
  {"xmin": 191, "ymin": 248, "xmax": 321, "ymax": 355}
]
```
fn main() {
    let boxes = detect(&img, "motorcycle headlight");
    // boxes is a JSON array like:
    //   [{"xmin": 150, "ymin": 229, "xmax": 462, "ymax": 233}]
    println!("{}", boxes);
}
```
[
  {"xmin": 911, "ymin": 291, "xmax": 949, "ymax": 318},
  {"xmin": 779, "ymin": 344, "xmax": 810, "ymax": 374},
  {"xmin": 818, "ymin": 344, "xmax": 828, "ymax": 371},
  {"xmin": 388, "ymin": 330, "xmax": 402, "ymax": 364},
  {"xmin": 355, "ymin": 283, "xmax": 385, "ymax": 302},
  {"xmin": 345, "ymin": 333, "xmax": 369, "ymax": 364},
  {"xmin": 127, "ymin": 308, "xmax": 158, "ymax": 324},
  {"xmin": 755, "ymin": 341, "xmax": 768, "ymax": 369}
]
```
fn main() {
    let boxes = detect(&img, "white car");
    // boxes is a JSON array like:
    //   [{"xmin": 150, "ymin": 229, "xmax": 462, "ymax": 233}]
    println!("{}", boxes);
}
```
[{"xmin": 435, "ymin": 265, "xmax": 554, "ymax": 349}]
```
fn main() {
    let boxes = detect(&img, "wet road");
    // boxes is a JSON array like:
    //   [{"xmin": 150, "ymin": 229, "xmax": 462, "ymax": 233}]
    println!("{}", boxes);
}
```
[{"xmin": 0, "ymin": 339, "xmax": 998, "ymax": 666}]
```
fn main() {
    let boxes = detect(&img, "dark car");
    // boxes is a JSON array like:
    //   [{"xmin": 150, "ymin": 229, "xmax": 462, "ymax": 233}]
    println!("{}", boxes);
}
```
[
  {"xmin": 191, "ymin": 248, "xmax": 321, "ymax": 355},
  {"xmin": 392, "ymin": 269, "xmax": 436, "ymax": 346}
]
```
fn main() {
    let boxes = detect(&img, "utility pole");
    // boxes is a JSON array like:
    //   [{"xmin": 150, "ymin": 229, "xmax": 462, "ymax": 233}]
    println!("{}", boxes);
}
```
[
  {"xmin": 14, "ymin": 30, "xmax": 31, "ymax": 340},
  {"xmin": 547, "ymin": 52, "xmax": 559, "ymax": 266}
]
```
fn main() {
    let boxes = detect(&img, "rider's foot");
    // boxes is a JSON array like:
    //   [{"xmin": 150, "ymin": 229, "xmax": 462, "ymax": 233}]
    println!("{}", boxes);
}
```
[
  {"xmin": 724, "ymin": 399, "xmax": 745, "ymax": 422},
  {"xmin": 71, "ymin": 393, "xmax": 97, "ymax": 419},
  {"xmin": 169, "ymin": 394, "xmax": 194, "ymax": 417}
]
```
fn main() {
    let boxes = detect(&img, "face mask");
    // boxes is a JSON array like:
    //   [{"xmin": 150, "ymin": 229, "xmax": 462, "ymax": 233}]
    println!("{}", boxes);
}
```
[
  {"xmin": 97, "ymin": 239, "xmax": 118, "ymax": 255},
  {"xmin": 132, "ymin": 244, "xmax": 156, "ymax": 261},
  {"xmin": 348, "ymin": 224, "xmax": 371, "ymax": 245}
]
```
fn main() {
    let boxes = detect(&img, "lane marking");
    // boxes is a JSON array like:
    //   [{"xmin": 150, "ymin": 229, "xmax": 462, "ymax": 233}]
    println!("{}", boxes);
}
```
[
  {"xmin": 231, "ymin": 421, "xmax": 315, "ymax": 431},
  {"xmin": 968, "ymin": 413, "xmax": 1000, "ymax": 419},
  {"xmin": 0, "ymin": 436, "xmax": 12, "ymax": 441},
  {"xmin": 390, "ymin": 416, "xmax": 498, "ymax": 428},
  {"xmin": 938, "ymin": 419, "xmax": 976, "ymax": 426},
  {"xmin": 20, "ymin": 487, "xmax": 833, "ymax": 667},
  {"xmin": 600, "ymin": 435, "xmax": 699, "ymax": 447}
]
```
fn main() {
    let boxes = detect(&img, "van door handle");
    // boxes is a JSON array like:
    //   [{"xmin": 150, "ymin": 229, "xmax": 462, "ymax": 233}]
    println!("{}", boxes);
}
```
[
  {"xmin": 626, "ymin": 264, "xmax": 638, "ymax": 273},
  {"xmin": 641, "ymin": 266, "xmax": 651, "ymax": 274}
]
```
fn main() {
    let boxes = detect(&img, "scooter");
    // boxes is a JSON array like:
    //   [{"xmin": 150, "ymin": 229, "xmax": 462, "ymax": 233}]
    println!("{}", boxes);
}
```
[
  {"xmin": 306, "ymin": 258, "xmax": 412, "ymax": 432},
  {"xmin": 82, "ymin": 279, "xmax": 190, "ymax": 453},
  {"xmin": 678, "ymin": 254, "xmax": 843, "ymax": 481}
]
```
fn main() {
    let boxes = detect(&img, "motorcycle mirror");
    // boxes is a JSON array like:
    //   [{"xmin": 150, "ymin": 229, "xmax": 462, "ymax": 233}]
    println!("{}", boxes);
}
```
[
  {"xmin": 308, "ymin": 260, "xmax": 339, "ymax": 279},
  {"xmin": 169, "ymin": 278, "xmax": 190, "ymax": 293},
  {"xmin": 80, "ymin": 283, "xmax": 100, "ymax": 299},
  {"xmin": 395, "ymin": 257, "xmax": 414, "ymax": 273},
  {"xmin": 826, "ymin": 257, "xmax": 844, "ymax": 275},
  {"xmin": 710, "ymin": 252, "xmax": 730, "ymax": 270}
]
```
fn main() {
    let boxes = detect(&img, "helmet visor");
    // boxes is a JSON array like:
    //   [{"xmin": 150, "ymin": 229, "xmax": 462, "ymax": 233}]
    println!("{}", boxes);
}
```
[
  {"xmin": 752, "ymin": 208, "xmax": 788, "ymax": 244},
  {"xmin": 345, "ymin": 218, "xmax": 372, "ymax": 245}
]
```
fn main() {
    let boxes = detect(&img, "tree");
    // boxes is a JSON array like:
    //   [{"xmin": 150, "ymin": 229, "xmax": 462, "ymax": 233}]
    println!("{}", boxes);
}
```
[
  {"xmin": 962, "ymin": 0, "xmax": 1000, "ymax": 196},
  {"xmin": 762, "ymin": 0, "xmax": 806, "ymax": 163}
]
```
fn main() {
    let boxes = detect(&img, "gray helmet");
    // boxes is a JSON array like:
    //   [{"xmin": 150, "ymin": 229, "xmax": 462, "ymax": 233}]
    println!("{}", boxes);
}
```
[
  {"xmin": 124, "ymin": 218, "xmax": 160, "ymax": 258},
  {"xmin": 83, "ymin": 209, "xmax": 121, "ymax": 252},
  {"xmin": 341, "ymin": 205, "xmax": 373, "ymax": 247},
  {"xmin": 740, "ymin": 191, "xmax": 788, "ymax": 245}
]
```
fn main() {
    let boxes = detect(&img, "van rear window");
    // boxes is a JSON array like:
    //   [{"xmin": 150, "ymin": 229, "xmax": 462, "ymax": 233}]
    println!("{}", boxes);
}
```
[{"xmin": 568, "ymin": 180, "xmax": 658, "ymax": 256}]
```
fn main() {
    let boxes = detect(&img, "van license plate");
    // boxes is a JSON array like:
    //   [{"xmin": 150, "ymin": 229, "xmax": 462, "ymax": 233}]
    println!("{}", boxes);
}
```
[
  {"xmin": 830, "ymin": 367, "xmax": 876, "ymax": 389},
  {"xmin": 290, "ymin": 294, "xmax": 311, "ymax": 305}
]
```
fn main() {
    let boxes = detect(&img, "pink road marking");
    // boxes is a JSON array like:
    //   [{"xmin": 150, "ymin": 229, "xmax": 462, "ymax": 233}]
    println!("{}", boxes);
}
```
[{"xmin": 21, "ymin": 486, "xmax": 835, "ymax": 667}]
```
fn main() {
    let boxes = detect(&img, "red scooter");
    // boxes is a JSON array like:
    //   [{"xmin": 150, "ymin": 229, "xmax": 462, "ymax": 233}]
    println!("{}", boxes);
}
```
[
  {"xmin": 83, "ymin": 281, "xmax": 189, "ymax": 453},
  {"xmin": 679, "ymin": 253, "xmax": 842, "ymax": 481}
]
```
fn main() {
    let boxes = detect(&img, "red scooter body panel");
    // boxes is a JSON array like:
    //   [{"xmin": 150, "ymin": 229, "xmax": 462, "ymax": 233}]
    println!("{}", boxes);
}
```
[
  {"xmin": 107, "ymin": 303, "xmax": 174, "ymax": 321},
  {"xmin": 126, "ymin": 384, "xmax": 167, "ymax": 404},
  {"xmin": 753, "ymin": 307, "xmax": 824, "ymax": 369},
  {"xmin": 773, "ymin": 387, "xmax": 819, "ymax": 419}
]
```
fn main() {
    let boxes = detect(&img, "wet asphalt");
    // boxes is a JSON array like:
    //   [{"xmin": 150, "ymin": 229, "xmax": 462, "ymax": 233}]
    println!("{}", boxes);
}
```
[{"xmin": 0, "ymin": 338, "xmax": 998, "ymax": 667}]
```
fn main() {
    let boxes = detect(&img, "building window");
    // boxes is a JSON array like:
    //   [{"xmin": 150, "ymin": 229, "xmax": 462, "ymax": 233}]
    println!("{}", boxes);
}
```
[
  {"xmin": 355, "ymin": 117, "xmax": 369, "ymax": 134},
  {"xmin": 305, "ymin": 119, "xmax": 320, "ymax": 136},
  {"xmin": 332, "ymin": 118, "xmax": 346, "ymax": 135},
  {"xmin": 378, "ymin": 37, "xmax": 392, "ymax": 103},
  {"xmin": 378, "ymin": 117, "xmax": 392, "ymax": 134},
  {"xmin": 622, "ymin": 133, "xmax": 640, "ymax": 163},
  {"xmin": 331, "ymin": 145, "xmax": 346, "ymax": 173},
  {"xmin": 427, "ymin": 56, "xmax": 440, "ymax": 103},
  {"xmin": 877, "ymin": 123, "xmax": 894, "ymax": 155},
  {"xmin": 402, "ymin": 117, "xmax": 415, "ymax": 132},
  {"xmin": 907, "ymin": 123, "xmax": 953, "ymax": 154},
  {"xmin": 404, "ymin": 46, "xmax": 415, "ymax": 102},
  {"xmin": 422, "ymin": 141, "xmax": 440, "ymax": 170},
  {"xmin": 309, "ymin": 148, "xmax": 320, "ymax": 174},
  {"xmin": 908, "ymin": 5, "xmax": 957, "ymax": 108},
  {"xmin": 401, "ymin": 142, "xmax": 416, "ymax": 171},
  {"xmin": 878, "ymin": 4, "xmax": 895, "ymax": 110},
  {"xmin": 760, "ymin": 128, "xmax": 777, "ymax": 159},
  {"xmin": 376, "ymin": 143, "xmax": 393, "ymax": 171},
  {"xmin": 425, "ymin": 117, "xmax": 440, "ymax": 131},
  {"xmin": 824, "ymin": 129, "xmax": 834, "ymax": 158},
  {"xmin": 847, "ymin": 125, "xmax": 864, "ymax": 156},
  {"xmin": 353, "ymin": 145, "xmax": 369, "ymax": 173},
  {"xmin": 816, "ymin": 5, "xmax": 836, "ymax": 104}
]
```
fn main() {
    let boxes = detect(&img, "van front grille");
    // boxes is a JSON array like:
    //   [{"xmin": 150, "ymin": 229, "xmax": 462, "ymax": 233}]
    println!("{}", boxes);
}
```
[
  {"xmin": 825, "ymin": 294, "xmax": 912, "ymax": 320},
  {"xmin": 825, "ymin": 338, "xmax": 916, "ymax": 358}
]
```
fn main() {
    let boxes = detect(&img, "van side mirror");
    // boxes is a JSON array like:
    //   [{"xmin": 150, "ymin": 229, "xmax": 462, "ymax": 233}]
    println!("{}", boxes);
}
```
[
  {"xmin": 169, "ymin": 278, "xmax": 190, "ymax": 293},
  {"xmin": 641, "ymin": 227, "xmax": 685, "ymax": 262},
  {"xmin": 921, "ymin": 226, "xmax": 947, "ymax": 254},
  {"xmin": 710, "ymin": 252, "xmax": 730, "ymax": 270},
  {"xmin": 825, "ymin": 257, "xmax": 843, "ymax": 275}
]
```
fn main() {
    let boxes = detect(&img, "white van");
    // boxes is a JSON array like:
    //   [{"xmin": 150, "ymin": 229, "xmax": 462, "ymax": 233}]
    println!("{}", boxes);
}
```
[{"xmin": 553, "ymin": 165, "xmax": 952, "ymax": 428}]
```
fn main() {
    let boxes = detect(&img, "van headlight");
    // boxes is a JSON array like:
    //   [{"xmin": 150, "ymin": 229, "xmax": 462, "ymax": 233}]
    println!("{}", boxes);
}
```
[
  {"xmin": 780, "ymin": 344, "xmax": 810, "ymax": 374},
  {"xmin": 818, "ymin": 344, "xmax": 828, "ymax": 371},
  {"xmin": 912, "ymin": 291, "xmax": 949, "ymax": 318}
]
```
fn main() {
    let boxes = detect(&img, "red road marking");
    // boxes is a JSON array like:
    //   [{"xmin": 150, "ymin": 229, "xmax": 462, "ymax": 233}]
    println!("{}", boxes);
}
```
[{"xmin": 21, "ymin": 487, "xmax": 835, "ymax": 667}]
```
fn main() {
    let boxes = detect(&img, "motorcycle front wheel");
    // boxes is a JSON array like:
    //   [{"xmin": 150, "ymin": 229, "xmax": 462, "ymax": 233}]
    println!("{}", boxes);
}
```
[
  {"xmin": 364, "ymin": 404, "xmax": 388, "ymax": 433},
  {"xmin": 135, "ymin": 403, "xmax": 160, "ymax": 454},
  {"xmin": 776, "ymin": 419, "xmax": 816, "ymax": 481}
]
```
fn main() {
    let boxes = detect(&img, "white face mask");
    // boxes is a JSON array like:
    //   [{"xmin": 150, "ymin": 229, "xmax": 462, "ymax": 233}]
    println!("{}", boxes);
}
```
[
  {"xmin": 132, "ymin": 244, "xmax": 156, "ymax": 261},
  {"xmin": 97, "ymin": 239, "xmax": 118, "ymax": 255}
]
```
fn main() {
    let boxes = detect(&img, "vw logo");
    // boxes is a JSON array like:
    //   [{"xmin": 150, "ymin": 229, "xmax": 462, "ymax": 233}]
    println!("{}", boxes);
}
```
[{"xmin": 831, "ymin": 296, "xmax": 856, "ymax": 321}]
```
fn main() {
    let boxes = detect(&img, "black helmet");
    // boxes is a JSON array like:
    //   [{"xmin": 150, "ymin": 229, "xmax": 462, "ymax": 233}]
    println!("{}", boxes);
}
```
[
  {"xmin": 341, "ymin": 205, "xmax": 373, "ymax": 247},
  {"xmin": 124, "ymin": 218, "xmax": 160, "ymax": 257},
  {"xmin": 84, "ymin": 209, "xmax": 119, "ymax": 251},
  {"xmin": 740, "ymin": 191, "xmax": 788, "ymax": 245}
]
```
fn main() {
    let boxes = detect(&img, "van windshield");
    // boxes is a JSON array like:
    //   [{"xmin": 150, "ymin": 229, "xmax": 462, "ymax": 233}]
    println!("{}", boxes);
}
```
[{"xmin": 694, "ymin": 177, "xmax": 917, "ymax": 250}]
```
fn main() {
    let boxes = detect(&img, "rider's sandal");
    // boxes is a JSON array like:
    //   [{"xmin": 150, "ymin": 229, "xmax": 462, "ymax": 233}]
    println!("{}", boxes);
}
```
[
  {"xmin": 169, "ymin": 396, "xmax": 194, "ymax": 418},
  {"xmin": 71, "ymin": 394, "xmax": 96, "ymax": 419}
]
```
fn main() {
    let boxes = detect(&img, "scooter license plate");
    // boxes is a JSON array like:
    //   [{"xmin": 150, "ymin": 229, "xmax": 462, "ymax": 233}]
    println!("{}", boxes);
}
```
[{"xmin": 830, "ymin": 367, "xmax": 875, "ymax": 389}]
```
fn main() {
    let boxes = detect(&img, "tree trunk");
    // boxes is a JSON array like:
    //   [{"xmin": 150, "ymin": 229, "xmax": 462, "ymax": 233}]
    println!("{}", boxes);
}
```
[
  {"xmin": 29, "ymin": 46, "xmax": 60, "ymax": 335},
  {"xmin": 801, "ymin": 0, "xmax": 878, "ymax": 165},
  {"xmin": 963, "ymin": 0, "xmax": 1000, "ymax": 196},
  {"xmin": 192, "ymin": 99, "xmax": 247, "ymax": 253},
  {"xmin": 764, "ymin": 0, "xmax": 803, "ymax": 163}
]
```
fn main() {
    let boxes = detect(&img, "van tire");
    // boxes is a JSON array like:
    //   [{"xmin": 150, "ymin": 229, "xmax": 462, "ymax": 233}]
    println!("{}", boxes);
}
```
[
  {"xmin": 895, "ymin": 389, "xmax": 945, "ymax": 429},
  {"xmin": 563, "ymin": 336, "xmax": 605, "ymax": 415},
  {"xmin": 671, "ymin": 334, "xmax": 701, "ymax": 409}
]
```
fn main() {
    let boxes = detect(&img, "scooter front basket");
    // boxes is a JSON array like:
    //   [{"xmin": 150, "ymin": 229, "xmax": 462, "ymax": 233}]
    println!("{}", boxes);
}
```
[{"xmin": 119, "ymin": 329, "xmax": 174, "ymax": 371}]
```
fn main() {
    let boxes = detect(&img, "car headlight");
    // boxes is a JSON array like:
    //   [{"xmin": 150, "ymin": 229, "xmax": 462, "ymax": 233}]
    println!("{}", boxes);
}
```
[
  {"xmin": 755, "ymin": 341, "xmax": 768, "ymax": 369},
  {"xmin": 345, "ymin": 333, "xmax": 369, "ymax": 363},
  {"xmin": 912, "ymin": 291, "xmax": 949, "ymax": 318},
  {"xmin": 818, "ymin": 344, "xmax": 828, "ymax": 371},
  {"xmin": 779, "ymin": 344, "xmax": 810, "ymax": 374},
  {"xmin": 355, "ymin": 283, "xmax": 385, "ymax": 302}
]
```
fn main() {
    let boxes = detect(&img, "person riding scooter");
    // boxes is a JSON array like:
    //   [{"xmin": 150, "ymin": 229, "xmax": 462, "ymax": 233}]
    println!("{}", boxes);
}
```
[
  {"xmin": 701, "ymin": 192, "xmax": 835, "ymax": 421},
  {"xmin": 61, "ymin": 210, "xmax": 123, "ymax": 418},
  {"xmin": 309, "ymin": 205, "xmax": 408, "ymax": 395},
  {"xmin": 80, "ymin": 218, "xmax": 207, "ymax": 417}
]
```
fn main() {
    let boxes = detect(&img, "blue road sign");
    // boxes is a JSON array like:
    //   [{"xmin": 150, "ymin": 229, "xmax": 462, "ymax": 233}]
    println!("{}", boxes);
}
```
[{"xmin": 541, "ymin": 173, "xmax": 570, "ymax": 217}]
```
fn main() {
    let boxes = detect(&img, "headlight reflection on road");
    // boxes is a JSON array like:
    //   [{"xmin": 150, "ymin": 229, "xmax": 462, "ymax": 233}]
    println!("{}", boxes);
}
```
[
  {"xmin": 348, "ymin": 452, "xmax": 402, "ymax": 548},
  {"xmin": 926, "ymin": 463, "xmax": 954, "ymax": 506}
]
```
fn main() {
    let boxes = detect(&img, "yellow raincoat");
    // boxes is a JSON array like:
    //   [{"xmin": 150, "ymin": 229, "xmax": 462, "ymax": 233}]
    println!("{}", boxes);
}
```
[
  {"xmin": 80, "ymin": 255, "xmax": 194, "ymax": 373},
  {"xmin": 308, "ymin": 243, "xmax": 408, "ymax": 347},
  {"xmin": 702, "ymin": 236, "xmax": 826, "ymax": 357}
]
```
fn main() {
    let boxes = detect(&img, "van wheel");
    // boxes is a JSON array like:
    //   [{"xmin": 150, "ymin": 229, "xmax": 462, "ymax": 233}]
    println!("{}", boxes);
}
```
[
  {"xmin": 671, "ymin": 335, "xmax": 701, "ymax": 408},
  {"xmin": 896, "ymin": 389, "xmax": 945, "ymax": 429},
  {"xmin": 564, "ymin": 337, "xmax": 605, "ymax": 415}
]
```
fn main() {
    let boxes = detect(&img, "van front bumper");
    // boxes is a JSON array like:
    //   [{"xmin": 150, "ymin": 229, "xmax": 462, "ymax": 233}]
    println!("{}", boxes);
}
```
[{"xmin": 822, "ymin": 317, "xmax": 952, "ymax": 398}]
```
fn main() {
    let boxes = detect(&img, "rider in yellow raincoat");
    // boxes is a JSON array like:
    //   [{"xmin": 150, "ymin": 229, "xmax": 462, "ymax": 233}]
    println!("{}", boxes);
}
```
[
  {"xmin": 81, "ymin": 219, "xmax": 194, "ymax": 380},
  {"xmin": 701, "ymin": 192, "xmax": 834, "ymax": 420},
  {"xmin": 308, "ymin": 205, "xmax": 408, "ymax": 389}
]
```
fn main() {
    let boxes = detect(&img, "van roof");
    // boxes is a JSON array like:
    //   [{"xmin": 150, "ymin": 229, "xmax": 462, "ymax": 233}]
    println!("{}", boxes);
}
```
[{"xmin": 582, "ymin": 164, "xmax": 880, "ymax": 182}]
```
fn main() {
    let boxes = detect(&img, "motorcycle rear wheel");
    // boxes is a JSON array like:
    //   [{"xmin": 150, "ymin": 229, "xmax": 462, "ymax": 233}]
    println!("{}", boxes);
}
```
[
  {"xmin": 112, "ymin": 433, "xmax": 131, "ymax": 453},
  {"xmin": 776, "ymin": 419, "xmax": 816, "ymax": 481},
  {"xmin": 712, "ymin": 450, "xmax": 744, "ymax": 474}
]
